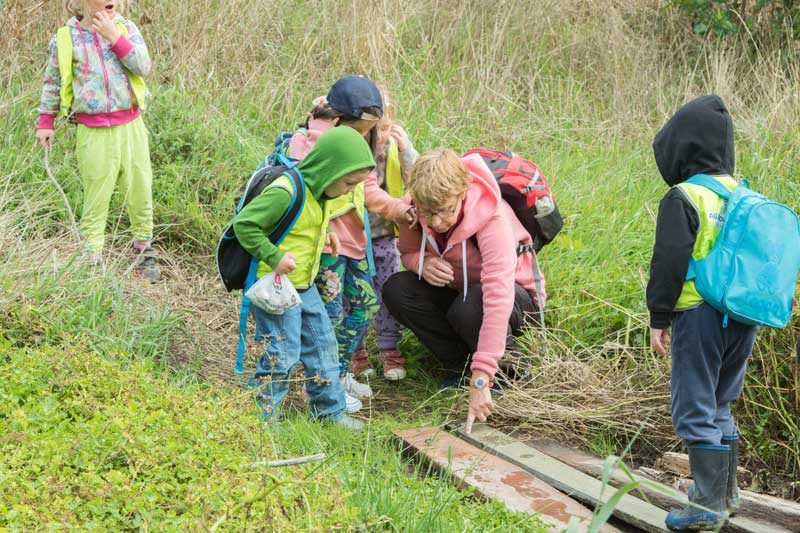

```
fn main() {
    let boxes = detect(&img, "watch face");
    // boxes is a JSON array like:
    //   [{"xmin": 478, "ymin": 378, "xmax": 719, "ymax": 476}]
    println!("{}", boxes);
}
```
[{"xmin": 474, "ymin": 377, "xmax": 487, "ymax": 389}]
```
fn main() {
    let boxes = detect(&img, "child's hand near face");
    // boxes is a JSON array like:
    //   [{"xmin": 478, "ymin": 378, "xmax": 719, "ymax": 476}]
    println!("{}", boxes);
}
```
[
  {"xmin": 275, "ymin": 253, "xmax": 297, "ymax": 276},
  {"xmin": 390, "ymin": 124, "xmax": 410, "ymax": 152},
  {"xmin": 404, "ymin": 206, "xmax": 418, "ymax": 228},
  {"xmin": 92, "ymin": 11, "xmax": 122, "ymax": 44}
]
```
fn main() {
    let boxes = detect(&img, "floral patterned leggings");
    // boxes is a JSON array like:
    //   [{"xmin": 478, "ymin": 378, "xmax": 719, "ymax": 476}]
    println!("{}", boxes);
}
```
[{"xmin": 315, "ymin": 254, "xmax": 379, "ymax": 376}]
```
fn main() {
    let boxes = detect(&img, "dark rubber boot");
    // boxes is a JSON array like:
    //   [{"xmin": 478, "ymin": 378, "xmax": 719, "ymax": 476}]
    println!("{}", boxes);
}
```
[
  {"xmin": 721, "ymin": 435, "xmax": 741, "ymax": 515},
  {"xmin": 665, "ymin": 445, "xmax": 729, "ymax": 531}
]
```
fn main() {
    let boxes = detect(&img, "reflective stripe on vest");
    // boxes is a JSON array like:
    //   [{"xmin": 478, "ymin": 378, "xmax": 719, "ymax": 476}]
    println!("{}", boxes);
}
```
[
  {"xmin": 328, "ymin": 181, "xmax": 366, "ymax": 222},
  {"xmin": 385, "ymin": 141, "xmax": 404, "ymax": 236},
  {"xmin": 256, "ymin": 175, "xmax": 331, "ymax": 288},
  {"xmin": 56, "ymin": 23, "xmax": 148, "ymax": 117},
  {"xmin": 386, "ymin": 140, "xmax": 404, "ymax": 199},
  {"xmin": 674, "ymin": 175, "xmax": 737, "ymax": 310}
]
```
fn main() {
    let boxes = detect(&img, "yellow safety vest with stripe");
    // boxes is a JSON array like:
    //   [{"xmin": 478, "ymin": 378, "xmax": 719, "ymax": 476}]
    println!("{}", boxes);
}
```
[
  {"xmin": 255, "ymin": 175, "xmax": 332, "ymax": 289},
  {"xmin": 56, "ymin": 23, "xmax": 148, "ymax": 117},
  {"xmin": 673, "ymin": 175, "xmax": 737, "ymax": 310},
  {"xmin": 327, "ymin": 140, "xmax": 404, "ymax": 230}
]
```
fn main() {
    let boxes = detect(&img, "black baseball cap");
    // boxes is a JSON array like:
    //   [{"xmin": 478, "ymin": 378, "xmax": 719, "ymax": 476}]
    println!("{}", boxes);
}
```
[{"xmin": 327, "ymin": 75, "xmax": 384, "ymax": 121}]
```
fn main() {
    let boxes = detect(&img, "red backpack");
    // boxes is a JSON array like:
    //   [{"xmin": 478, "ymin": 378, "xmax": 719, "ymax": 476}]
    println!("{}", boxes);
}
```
[{"xmin": 465, "ymin": 149, "xmax": 563, "ymax": 252}]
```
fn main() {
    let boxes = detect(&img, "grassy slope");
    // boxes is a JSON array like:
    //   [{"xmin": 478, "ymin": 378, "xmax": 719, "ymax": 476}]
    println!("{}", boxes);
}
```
[
  {"xmin": 0, "ymin": 259, "xmax": 544, "ymax": 531},
  {"xmin": 1, "ymin": 0, "xmax": 799, "ymax": 526}
]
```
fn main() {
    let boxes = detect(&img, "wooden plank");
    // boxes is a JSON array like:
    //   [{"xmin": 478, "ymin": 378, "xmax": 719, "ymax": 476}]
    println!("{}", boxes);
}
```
[
  {"xmin": 530, "ymin": 439, "xmax": 794, "ymax": 533},
  {"xmin": 661, "ymin": 451, "xmax": 754, "ymax": 487},
  {"xmin": 450, "ymin": 423, "xmax": 669, "ymax": 533},
  {"xmin": 394, "ymin": 427, "xmax": 620, "ymax": 532},
  {"xmin": 657, "ymin": 452, "xmax": 752, "ymax": 486}
]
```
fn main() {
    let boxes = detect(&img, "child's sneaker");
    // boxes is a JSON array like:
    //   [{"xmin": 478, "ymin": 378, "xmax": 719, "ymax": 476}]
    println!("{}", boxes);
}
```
[
  {"xmin": 379, "ymin": 350, "xmax": 406, "ymax": 381},
  {"xmin": 133, "ymin": 245, "xmax": 161, "ymax": 283},
  {"xmin": 335, "ymin": 414, "xmax": 364, "ymax": 431},
  {"xmin": 344, "ymin": 391, "xmax": 363, "ymax": 413},
  {"xmin": 349, "ymin": 349, "xmax": 376, "ymax": 378},
  {"xmin": 343, "ymin": 372, "xmax": 373, "ymax": 399}
]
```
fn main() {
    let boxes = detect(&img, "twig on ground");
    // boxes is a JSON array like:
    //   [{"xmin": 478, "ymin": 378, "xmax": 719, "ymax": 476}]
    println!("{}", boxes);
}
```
[
  {"xmin": 44, "ymin": 146, "xmax": 80, "ymax": 243},
  {"xmin": 248, "ymin": 453, "xmax": 326, "ymax": 468}
]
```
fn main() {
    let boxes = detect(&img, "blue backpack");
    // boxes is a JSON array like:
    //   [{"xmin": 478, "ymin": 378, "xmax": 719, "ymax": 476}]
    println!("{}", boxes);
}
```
[{"xmin": 685, "ymin": 174, "xmax": 800, "ymax": 328}]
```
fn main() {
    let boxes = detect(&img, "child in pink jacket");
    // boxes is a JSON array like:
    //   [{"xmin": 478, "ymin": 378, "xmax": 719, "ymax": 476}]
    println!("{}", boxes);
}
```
[{"xmin": 382, "ymin": 148, "xmax": 545, "ymax": 431}]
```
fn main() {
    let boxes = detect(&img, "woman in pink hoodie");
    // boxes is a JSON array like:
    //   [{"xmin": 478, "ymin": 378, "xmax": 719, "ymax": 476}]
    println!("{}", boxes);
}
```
[{"xmin": 382, "ymin": 148, "xmax": 545, "ymax": 431}]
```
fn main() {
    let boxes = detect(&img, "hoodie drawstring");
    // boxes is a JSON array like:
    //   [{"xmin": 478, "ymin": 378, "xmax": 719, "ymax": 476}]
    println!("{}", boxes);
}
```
[
  {"xmin": 461, "ymin": 240, "xmax": 468, "ymax": 302},
  {"xmin": 417, "ymin": 233, "xmax": 427, "ymax": 280},
  {"xmin": 417, "ymin": 233, "xmax": 468, "ymax": 302}
]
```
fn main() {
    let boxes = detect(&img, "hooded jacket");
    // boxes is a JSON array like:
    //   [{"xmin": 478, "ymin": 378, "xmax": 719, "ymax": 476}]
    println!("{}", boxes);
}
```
[
  {"xmin": 38, "ymin": 16, "xmax": 151, "ymax": 129},
  {"xmin": 234, "ymin": 126, "xmax": 375, "ymax": 288},
  {"xmin": 647, "ymin": 95, "xmax": 735, "ymax": 328},
  {"xmin": 398, "ymin": 153, "xmax": 546, "ymax": 378},
  {"xmin": 288, "ymin": 118, "xmax": 411, "ymax": 258}
]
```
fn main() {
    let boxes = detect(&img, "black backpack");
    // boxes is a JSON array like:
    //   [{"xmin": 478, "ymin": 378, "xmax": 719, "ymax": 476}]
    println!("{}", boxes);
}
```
[{"xmin": 216, "ymin": 155, "xmax": 306, "ymax": 373}]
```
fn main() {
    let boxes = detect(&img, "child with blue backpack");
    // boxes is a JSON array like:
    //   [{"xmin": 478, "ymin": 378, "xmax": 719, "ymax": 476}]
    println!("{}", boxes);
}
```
[
  {"xmin": 648, "ymin": 95, "xmax": 794, "ymax": 531},
  {"xmin": 233, "ymin": 126, "xmax": 376, "ymax": 430}
]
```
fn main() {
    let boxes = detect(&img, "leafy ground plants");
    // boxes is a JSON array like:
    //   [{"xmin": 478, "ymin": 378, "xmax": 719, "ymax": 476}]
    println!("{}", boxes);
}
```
[{"xmin": 1, "ymin": 0, "xmax": 799, "ymax": 527}]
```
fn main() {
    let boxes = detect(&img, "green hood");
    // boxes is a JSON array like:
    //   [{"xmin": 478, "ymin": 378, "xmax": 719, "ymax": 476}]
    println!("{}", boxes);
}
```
[{"xmin": 297, "ymin": 126, "xmax": 376, "ymax": 200}]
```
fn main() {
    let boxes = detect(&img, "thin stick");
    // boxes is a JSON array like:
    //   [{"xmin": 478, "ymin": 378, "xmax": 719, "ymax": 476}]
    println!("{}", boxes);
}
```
[
  {"xmin": 248, "ymin": 453, "xmax": 326, "ymax": 468},
  {"xmin": 44, "ymin": 146, "xmax": 80, "ymax": 243}
]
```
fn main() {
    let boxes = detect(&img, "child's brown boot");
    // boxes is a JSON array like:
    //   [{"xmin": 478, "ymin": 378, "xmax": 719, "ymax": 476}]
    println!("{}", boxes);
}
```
[
  {"xmin": 380, "ymin": 350, "xmax": 406, "ymax": 381},
  {"xmin": 349, "ymin": 349, "xmax": 375, "ymax": 378},
  {"xmin": 133, "ymin": 243, "xmax": 161, "ymax": 283}
]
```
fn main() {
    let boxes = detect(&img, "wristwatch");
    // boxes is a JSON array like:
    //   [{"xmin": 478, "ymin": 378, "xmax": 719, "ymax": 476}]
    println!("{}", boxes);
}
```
[{"xmin": 471, "ymin": 376, "xmax": 490, "ymax": 390}]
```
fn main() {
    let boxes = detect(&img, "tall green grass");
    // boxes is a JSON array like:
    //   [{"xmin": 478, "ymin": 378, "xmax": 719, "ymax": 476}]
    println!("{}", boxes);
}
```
[{"xmin": 1, "ymin": 0, "xmax": 798, "ymax": 498}]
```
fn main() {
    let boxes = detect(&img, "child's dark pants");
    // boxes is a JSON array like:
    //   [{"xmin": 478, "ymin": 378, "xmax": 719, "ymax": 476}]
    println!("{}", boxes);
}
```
[{"xmin": 670, "ymin": 303, "xmax": 758, "ymax": 445}]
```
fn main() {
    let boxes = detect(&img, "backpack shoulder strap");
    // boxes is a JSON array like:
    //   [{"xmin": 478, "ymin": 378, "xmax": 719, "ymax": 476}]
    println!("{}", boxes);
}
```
[
  {"xmin": 685, "ymin": 174, "xmax": 733, "ymax": 200},
  {"xmin": 267, "ymin": 165, "xmax": 306, "ymax": 245},
  {"xmin": 56, "ymin": 26, "xmax": 74, "ymax": 117},
  {"xmin": 235, "ymin": 163, "xmax": 306, "ymax": 375}
]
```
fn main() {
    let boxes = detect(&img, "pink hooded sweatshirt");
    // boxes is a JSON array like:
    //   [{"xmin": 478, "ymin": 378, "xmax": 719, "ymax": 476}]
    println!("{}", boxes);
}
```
[
  {"xmin": 397, "ymin": 153, "xmax": 546, "ymax": 379},
  {"xmin": 289, "ymin": 118, "xmax": 410, "ymax": 258}
]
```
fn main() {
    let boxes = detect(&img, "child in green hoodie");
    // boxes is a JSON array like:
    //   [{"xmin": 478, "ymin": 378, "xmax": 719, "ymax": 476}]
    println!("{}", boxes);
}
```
[{"xmin": 233, "ymin": 126, "xmax": 376, "ymax": 429}]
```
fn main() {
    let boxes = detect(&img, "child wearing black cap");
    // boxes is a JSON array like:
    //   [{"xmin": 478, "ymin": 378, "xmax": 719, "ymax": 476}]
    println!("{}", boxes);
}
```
[{"xmin": 287, "ymin": 76, "xmax": 415, "ymax": 413}]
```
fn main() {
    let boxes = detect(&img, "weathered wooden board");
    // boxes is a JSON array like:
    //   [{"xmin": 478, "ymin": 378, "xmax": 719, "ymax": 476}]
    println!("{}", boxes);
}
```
[
  {"xmin": 450, "ymin": 423, "xmax": 670, "ymax": 533},
  {"xmin": 657, "ymin": 452, "xmax": 752, "ymax": 486},
  {"xmin": 394, "ymin": 427, "xmax": 619, "ymax": 532},
  {"xmin": 529, "ymin": 439, "xmax": 794, "ymax": 533}
]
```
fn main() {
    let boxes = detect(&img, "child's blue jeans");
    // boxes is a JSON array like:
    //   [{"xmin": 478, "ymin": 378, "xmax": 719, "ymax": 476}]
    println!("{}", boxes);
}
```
[{"xmin": 248, "ymin": 285, "xmax": 345, "ymax": 420}]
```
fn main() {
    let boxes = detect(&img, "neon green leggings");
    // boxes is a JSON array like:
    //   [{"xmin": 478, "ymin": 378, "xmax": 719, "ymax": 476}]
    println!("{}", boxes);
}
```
[{"xmin": 76, "ymin": 116, "xmax": 153, "ymax": 252}]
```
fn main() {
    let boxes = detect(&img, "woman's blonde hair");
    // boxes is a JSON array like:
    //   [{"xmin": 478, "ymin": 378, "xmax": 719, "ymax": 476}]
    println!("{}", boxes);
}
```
[
  {"xmin": 64, "ymin": 0, "xmax": 125, "ymax": 19},
  {"xmin": 408, "ymin": 148, "xmax": 472, "ymax": 208}
]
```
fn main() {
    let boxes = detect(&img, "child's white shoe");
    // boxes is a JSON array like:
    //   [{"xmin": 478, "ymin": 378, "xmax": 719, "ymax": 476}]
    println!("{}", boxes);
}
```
[
  {"xmin": 343, "ymin": 372, "xmax": 373, "ymax": 399},
  {"xmin": 335, "ymin": 414, "xmax": 364, "ymax": 431},
  {"xmin": 344, "ymin": 391, "xmax": 363, "ymax": 413}
]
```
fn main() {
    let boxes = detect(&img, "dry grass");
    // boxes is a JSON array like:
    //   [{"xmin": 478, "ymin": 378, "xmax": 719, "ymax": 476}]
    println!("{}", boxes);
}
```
[
  {"xmin": 1, "ymin": 0, "xmax": 798, "ymax": 487},
  {"xmin": 493, "ymin": 325, "xmax": 674, "ymax": 456}
]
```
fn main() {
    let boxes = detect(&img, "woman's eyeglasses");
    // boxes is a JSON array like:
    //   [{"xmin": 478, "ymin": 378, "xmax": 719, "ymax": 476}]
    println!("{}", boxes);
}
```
[{"xmin": 417, "ymin": 201, "xmax": 460, "ymax": 220}]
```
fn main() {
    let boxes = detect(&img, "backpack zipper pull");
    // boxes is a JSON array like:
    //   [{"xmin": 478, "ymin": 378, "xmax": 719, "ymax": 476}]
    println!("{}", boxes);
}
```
[{"xmin": 722, "ymin": 313, "xmax": 729, "ymax": 328}]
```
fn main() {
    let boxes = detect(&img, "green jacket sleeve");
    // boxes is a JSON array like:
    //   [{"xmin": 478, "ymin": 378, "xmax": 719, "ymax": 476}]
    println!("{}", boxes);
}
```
[{"xmin": 232, "ymin": 186, "xmax": 293, "ymax": 269}]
